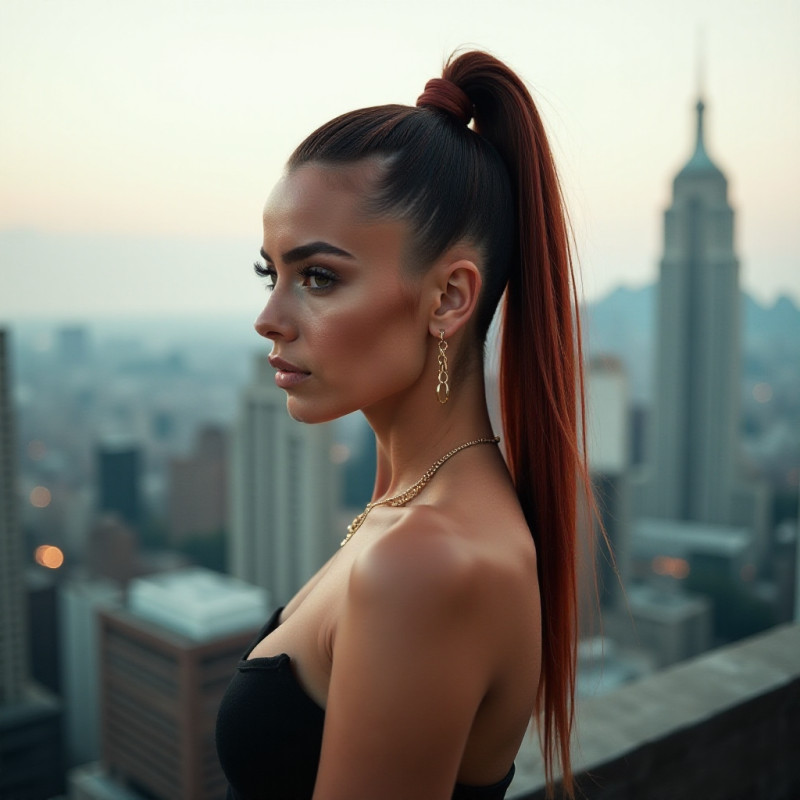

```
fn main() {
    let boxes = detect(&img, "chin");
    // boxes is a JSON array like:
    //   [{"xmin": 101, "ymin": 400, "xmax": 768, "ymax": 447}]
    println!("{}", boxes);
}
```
[{"xmin": 285, "ymin": 397, "xmax": 350, "ymax": 425}]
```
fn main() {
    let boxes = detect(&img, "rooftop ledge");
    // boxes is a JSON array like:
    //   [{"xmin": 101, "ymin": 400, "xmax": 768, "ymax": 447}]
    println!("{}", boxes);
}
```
[{"xmin": 510, "ymin": 623, "xmax": 800, "ymax": 799}]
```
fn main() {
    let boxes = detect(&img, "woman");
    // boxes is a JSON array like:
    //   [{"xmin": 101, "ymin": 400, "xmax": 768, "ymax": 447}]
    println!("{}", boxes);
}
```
[{"xmin": 216, "ymin": 50, "xmax": 586, "ymax": 800}]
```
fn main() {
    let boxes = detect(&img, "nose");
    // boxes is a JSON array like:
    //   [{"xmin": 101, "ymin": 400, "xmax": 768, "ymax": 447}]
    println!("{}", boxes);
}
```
[{"xmin": 254, "ymin": 292, "xmax": 298, "ymax": 342}]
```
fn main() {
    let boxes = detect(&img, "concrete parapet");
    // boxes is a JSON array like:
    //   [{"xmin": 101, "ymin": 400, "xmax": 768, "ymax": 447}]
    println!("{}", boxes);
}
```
[{"xmin": 511, "ymin": 623, "xmax": 800, "ymax": 799}]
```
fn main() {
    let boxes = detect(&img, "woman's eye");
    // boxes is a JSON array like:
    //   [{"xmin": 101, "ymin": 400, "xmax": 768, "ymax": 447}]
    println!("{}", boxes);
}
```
[
  {"xmin": 302, "ymin": 268, "xmax": 336, "ymax": 290},
  {"xmin": 253, "ymin": 261, "xmax": 276, "ymax": 290}
]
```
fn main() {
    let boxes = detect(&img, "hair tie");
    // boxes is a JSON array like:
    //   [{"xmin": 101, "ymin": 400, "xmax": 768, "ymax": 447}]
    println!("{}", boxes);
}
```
[{"xmin": 416, "ymin": 78, "xmax": 473, "ymax": 125}]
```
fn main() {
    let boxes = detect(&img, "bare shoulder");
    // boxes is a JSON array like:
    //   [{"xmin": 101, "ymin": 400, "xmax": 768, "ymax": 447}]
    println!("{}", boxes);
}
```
[
  {"xmin": 345, "ymin": 502, "xmax": 537, "ymax": 641},
  {"xmin": 352, "ymin": 506, "xmax": 471, "ymax": 592}
]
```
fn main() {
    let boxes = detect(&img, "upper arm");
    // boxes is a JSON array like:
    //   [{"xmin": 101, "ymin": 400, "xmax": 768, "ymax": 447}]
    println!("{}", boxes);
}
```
[{"xmin": 312, "ymin": 516, "xmax": 492, "ymax": 800}]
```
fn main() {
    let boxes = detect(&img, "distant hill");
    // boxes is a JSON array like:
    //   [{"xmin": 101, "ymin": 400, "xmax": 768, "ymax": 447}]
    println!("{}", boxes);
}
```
[{"xmin": 583, "ymin": 285, "xmax": 800, "ymax": 402}]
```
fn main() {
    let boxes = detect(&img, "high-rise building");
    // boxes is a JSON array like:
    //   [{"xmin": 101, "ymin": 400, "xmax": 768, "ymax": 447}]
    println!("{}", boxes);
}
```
[
  {"xmin": 94, "ymin": 568, "xmax": 266, "ymax": 800},
  {"xmin": 97, "ymin": 440, "xmax": 142, "ymax": 528},
  {"xmin": 636, "ymin": 95, "xmax": 768, "ymax": 552},
  {"xmin": 0, "ymin": 329, "xmax": 64, "ymax": 799},
  {"xmin": 60, "ymin": 576, "xmax": 124, "ymax": 768},
  {"xmin": 0, "ymin": 330, "xmax": 27, "ymax": 703},
  {"xmin": 229, "ymin": 354, "xmax": 338, "ymax": 604},
  {"xmin": 585, "ymin": 356, "xmax": 631, "ymax": 610},
  {"xmin": 168, "ymin": 424, "xmax": 228, "ymax": 542},
  {"xmin": 57, "ymin": 325, "xmax": 91, "ymax": 366}
]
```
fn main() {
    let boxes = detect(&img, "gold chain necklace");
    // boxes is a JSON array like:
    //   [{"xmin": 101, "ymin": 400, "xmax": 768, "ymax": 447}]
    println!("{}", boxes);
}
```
[{"xmin": 340, "ymin": 435, "xmax": 500, "ymax": 547}]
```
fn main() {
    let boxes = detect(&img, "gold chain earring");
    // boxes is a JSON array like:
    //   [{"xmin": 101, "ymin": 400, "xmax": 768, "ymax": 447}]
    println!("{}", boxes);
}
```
[{"xmin": 436, "ymin": 329, "xmax": 450, "ymax": 404}]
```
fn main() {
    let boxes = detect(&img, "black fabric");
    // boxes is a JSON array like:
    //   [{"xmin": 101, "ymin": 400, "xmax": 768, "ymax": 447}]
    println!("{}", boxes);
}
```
[{"xmin": 216, "ymin": 608, "xmax": 515, "ymax": 800}]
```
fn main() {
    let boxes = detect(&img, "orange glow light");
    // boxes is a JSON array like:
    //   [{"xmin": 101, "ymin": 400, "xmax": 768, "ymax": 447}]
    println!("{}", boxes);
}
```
[
  {"xmin": 651, "ymin": 555, "xmax": 690, "ymax": 579},
  {"xmin": 30, "ymin": 486, "xmax": 52, "ymax": 508},
  {"xmin": 34, "ymin": 545, "xmax": 64, "ymax": 569}
]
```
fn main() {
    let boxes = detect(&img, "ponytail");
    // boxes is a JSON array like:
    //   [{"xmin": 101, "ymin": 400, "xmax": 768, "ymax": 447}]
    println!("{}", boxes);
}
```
[
  {"xmin": 445, "ymin": 52, "xmax": 586, "ymax": 797},
  {"xmin": 288, "ymin": 50, "xmax": 588, "ymax": 797}
]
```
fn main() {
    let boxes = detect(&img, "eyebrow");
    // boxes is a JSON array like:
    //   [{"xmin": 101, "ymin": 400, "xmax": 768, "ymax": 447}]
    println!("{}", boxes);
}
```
[{"xmin": 260, "ymin": 241, "xmax": 356, "ymax": 265}]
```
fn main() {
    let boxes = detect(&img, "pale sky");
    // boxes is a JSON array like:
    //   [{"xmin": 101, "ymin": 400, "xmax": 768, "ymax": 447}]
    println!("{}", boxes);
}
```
[{"xmin": 1, "ymin": 0, "xmax": 798, "ymax": 319}]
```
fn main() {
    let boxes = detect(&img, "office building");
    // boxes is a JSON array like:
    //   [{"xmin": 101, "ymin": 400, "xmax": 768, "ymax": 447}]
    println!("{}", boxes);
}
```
[
  {"xmin": 60, "ymin": 576, "xmax": 124, "ymax": 767},
  {"xmin": 97, "ymin": 440, "xmax": 142, "ymax": 528},
  {"xmin": 58, "ymin": 325, "xmax": 91, "ymax": 365},
  {"xmin": 168, "ymin": 424, "xmax": 228, "ymax": 542},
  {"xmin": 0, "ymin": 329, "xmax": 64, "ymax": 799},
  {"xmin": 0, "ymin": 330, "xmax": 27, "ymax": 703},
  {"xmin": 586, "ymin": 356, "xmax": 631, "ymax": 609},
  {"xmin": 635, "ymin": 94, "xmax": 769, "ymax": 555},
  {"xmin": 603, "ymin": 582, "xmax": 712, "ymax": 669},
  {"xmin": 229, "ymin": 354, "xmax": 338, "ymax": 604},
  {"xmin": 97, "ymin": 568, "xmax": 267, "ymax": 800}
]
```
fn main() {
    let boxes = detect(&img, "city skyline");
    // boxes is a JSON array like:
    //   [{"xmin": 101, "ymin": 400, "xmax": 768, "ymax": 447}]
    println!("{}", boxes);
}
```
[{"xmin": 1, "ymin": 0, "xmax": 798, "ymax": 320}]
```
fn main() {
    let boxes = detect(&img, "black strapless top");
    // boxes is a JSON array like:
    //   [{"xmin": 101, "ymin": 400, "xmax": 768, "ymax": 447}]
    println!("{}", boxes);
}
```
[{"xmin": 216, "ymin": 607, "xmax": 515, "ymax": 800}]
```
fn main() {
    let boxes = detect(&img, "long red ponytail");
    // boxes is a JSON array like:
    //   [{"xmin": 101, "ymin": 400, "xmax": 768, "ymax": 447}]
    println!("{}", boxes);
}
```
[
  {"xmin": 446, "ymin": 52, "xmax": 587, "ymax": 797},
  {"xmin": 289, "ymin": 49, "xmax": 588, "ymax": 797}
]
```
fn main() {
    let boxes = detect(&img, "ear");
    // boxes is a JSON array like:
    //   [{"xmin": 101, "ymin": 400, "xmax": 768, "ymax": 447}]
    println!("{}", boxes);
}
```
[{"xmin": 427, "ymin": 259, "xmax": 482, "ymax": 339}]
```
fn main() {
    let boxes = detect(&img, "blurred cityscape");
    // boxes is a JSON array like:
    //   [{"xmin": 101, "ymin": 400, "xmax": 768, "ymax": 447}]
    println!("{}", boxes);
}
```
[{"xmin": 1, "ymin": 96, "xmax": 799, "ymax": 799}]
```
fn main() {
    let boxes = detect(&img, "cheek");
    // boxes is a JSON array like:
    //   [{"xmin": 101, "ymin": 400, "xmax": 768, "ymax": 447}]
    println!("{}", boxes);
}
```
[{"xmin": 315, "ymin": 288, "xmax": 426, "ymax": 386}]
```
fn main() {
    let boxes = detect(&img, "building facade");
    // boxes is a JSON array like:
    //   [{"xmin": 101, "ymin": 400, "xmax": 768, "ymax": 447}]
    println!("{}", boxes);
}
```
[
  {"xmin": 168, "ymin": 424, "xmax": 228, "ymax": 542},
  {"xmin": 98, "ymin": 569, "xmax": 266, "ymax": 800},
  {"xmin": 229, "ymin": 354, "xmax": 338, "ymax": 604},
  {"xmin": 636, "ymin": 97, "xmax": 768, "ymax": 553},
  {"xmin": 96, "ymin": 440, "xmax": 142, "ymax": 528},
  {"xmin": 0, "ymin": 329, "xmax": 64, "ymax": 799},
  {"xmin": 0, "ymin": 329, "xmax": 27, "ymax": 704}
]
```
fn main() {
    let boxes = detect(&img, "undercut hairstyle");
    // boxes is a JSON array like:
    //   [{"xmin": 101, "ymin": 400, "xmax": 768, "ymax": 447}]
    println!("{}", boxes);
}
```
[{"xmin": 289, "ymin": 51, "xmax": 591, "ymax": 798}]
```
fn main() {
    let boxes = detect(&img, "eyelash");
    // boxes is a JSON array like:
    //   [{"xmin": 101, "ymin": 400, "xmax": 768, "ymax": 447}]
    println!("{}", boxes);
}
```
[{"xmin": 253, "ymin": 262, "xmax": 338, "ymax": 292}]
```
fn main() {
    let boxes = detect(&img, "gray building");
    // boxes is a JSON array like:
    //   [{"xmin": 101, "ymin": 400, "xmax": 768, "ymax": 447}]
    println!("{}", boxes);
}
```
[
  {"xmin": 60, "ymin": 576, "xmax": 123, "ymax": 767},
  {"xmin": 93, "ymin": 569, "xmax": 266, "ymax": 800},
  {"xmin": 636, "ymin": 95, "xmax": 768, "ymax": 555},
  {"xmin": 96, "ymin": 440, "xmax": 142, "ymax": 529},
  {"xmin": 0, "ymin": 329, "xmax": 27, "ymax": 705},
  {"xmin": 0, "ymin": 328, "xmax": 64, "ymax": 799},
  {"xmin": 585, "ymin": 356, "xmax": 632, "ymax": 609},
  {"xmin": 229, "ymin": 354, "xmax": 338, "ymax": 605}
]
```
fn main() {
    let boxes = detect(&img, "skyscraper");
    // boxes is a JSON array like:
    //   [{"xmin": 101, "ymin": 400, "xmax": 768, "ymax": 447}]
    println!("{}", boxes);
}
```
[
  {"xmin": 0, "ymin": 329, "xmax": 64, "ymax": 799},
  {"xmin": 585, "ymin": 356, "xmax": 631, "ymax": 609},
  {"xmin": 0, "ymin": 329, "xmax": 27, "ymax": 703},
  {"xmin": 168, "ymin": 424, "xmax": 228, "ymax": 543},
  {"xmin": 89, "ymin": 569, "xmax": 266, "ymax": 800},
  {"xmin": 229, "ymin": 354, "xmax": 338, "ymax": 605},
  {"xmin": 637, "ymin": 96, "xmax": 768, "ymax": 549},
  {"xmin": 97, "ymin": 440, "xmax": 142, "ymax": 528}
]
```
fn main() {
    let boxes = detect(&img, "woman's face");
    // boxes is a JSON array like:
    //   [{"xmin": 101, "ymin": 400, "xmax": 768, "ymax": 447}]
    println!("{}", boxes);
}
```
[{"xmin": 255, "ymin": 161, "xmax": 432, "ymax": 424}]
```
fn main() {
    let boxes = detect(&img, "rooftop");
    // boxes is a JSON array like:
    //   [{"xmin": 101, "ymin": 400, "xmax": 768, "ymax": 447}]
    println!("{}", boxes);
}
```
[
  {"xmin": 128, "ymin": 566, "xmax": 268, "ymax": 640},
  {"xmin": 510, "ymin": 622, "xmax": 800, "ymax": 799}
]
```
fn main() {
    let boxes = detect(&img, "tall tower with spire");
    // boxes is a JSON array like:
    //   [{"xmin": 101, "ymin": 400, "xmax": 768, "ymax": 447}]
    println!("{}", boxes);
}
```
[{"xmin": 638, "ymin": 96, "xmax": 768, "ymax": 548}]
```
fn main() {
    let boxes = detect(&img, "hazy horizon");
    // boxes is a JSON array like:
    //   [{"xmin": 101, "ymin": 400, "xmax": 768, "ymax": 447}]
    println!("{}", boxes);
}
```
[{"xmin": 2, "ymin": 0, "xmax": 798, "ymax": 318}]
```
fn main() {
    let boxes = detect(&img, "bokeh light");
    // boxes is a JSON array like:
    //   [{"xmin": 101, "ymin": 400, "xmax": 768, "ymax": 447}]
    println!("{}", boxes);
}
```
[
  {"xmin": 651, "ymin": 555, "xmax": 690, "ymax": 579},
  {"xmin": 34, "ymin": 544, "xmax": 64, "ymax": 569},
  {"xmin": 30, "ymin": 486, "xmax": 52, "ymax": 508}
]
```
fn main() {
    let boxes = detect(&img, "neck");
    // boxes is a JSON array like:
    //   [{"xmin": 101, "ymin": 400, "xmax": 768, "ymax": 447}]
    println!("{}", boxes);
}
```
[{"xmin": 363, "ymin": 361, "xmax": 495, "ymax": 503}]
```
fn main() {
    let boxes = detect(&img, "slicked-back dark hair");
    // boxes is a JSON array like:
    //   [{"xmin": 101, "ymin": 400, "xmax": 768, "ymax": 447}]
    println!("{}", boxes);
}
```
[
  {"xmin": 288, "ymin": 51, "xmax": 591, "ymax": 798},
  {"xmin": 289, "ymin": 104, "xmax": 513, "ymax": 340}
]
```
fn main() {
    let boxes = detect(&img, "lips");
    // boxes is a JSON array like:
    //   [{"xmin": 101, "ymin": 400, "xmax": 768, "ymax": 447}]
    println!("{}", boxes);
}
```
[
  {"xmin": 268, "ymin": 354, "xmax": 311, "ymax": 389},
  {"xmin": 268, "ymin": 355, "xmax": 309, "ymax": 374}
]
